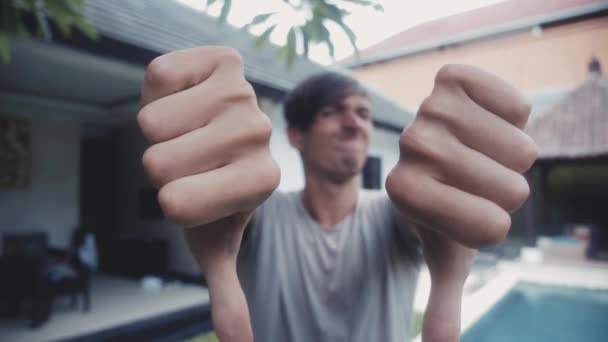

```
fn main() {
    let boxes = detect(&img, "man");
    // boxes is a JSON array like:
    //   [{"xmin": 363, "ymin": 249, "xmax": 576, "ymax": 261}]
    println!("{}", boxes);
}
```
[{"xmin": 138, "ymin": 47, "xmax": 538, "ymax": 342}]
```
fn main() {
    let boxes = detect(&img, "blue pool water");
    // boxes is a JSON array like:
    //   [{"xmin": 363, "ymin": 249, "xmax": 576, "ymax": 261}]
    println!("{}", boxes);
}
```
[{"xmin": 462, "ymin": 283, "xmax": 608, "ymax": 342}]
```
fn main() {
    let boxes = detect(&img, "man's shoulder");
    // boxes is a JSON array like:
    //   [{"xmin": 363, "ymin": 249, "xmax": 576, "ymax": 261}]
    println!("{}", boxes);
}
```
[
  {"xmin": 358, "ymin": 189, "xmax": 391, "ymax": 210},
  {"xmin": 258, "ymin": 189, "xmax": 299, "ymax": 216}
]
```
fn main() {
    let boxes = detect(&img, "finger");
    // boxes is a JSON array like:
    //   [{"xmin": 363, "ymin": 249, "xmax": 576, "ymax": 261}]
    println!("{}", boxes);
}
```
[
  {"xmin": 141, "ymin": 46, "xmax": 244, "ymax": 106},
  {"xmin": 387, "ymin": 166, "xmax": 510, "ymax": 248},
  {"xmin": 157, "ymin": 151, "xmax": 280, "ymax": 228},
  {"xmin": 422, "ymin": 93, "xmax": 538, "ymax": 173},
  {"xmin": 142, "ymin": 108, "xmax": 270, "ymax": 188},
  {"xmin": 432, "ymin": 130, "xmax": 530, "ymax": 213},
  {"xmin": 138, "ymin": 57, "xmax": 253, "ymax": 144},
  {"xmin": 457, "ymin": 100, "xmax": 538, "ymax": 173},
  {"xmin": 435, "ymin": 64, "xmax": 531, "ymax": 129}
]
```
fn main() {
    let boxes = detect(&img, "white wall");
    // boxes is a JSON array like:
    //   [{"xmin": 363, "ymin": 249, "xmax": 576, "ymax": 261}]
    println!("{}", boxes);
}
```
[
  {"xmin": 0, "ymin": 113, "xmax": 80, "ymax": 248},
  {"xmin": 369, "ymin": 127, "xmax": 401, "ymax": 186}
]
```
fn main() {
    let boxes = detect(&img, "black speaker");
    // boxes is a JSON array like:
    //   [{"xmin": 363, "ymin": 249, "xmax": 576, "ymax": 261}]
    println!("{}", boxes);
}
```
[{"xmin": 363, "ymin": 156, "xmax": 382, "ymax": 189}]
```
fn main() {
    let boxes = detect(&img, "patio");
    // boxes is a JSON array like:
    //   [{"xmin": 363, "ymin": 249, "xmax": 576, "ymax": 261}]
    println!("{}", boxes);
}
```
[{"xmin": 0, "ymin": 273, "xmax": 210, "ymax": 342}]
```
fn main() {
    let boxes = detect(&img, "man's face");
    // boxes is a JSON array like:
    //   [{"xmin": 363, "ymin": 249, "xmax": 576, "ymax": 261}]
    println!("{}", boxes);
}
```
[{"xmin": 290, "ymin": 94, "xmax": 373, "ymax": 184}]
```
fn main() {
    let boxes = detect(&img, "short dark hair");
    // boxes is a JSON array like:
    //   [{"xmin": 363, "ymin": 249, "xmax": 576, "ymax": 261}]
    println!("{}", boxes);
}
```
[{"xmin": 283, "ymin": 71, "xmax": 367, "ymax": 131}]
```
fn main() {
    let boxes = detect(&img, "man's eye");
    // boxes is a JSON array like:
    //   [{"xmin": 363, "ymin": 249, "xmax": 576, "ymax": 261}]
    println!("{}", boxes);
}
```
[
  {"xmin": 358, "ymin": 110, "xmax": 371, "ymax": 120},
  {"xmin": 320, "ymin": 108, "xmax": 336, "ymax": 117}
]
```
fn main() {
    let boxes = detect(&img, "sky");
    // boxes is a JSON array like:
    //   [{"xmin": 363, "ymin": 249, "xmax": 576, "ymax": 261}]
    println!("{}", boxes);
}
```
[{"xmin": 175, "ymin": 0, "xmax": 506, "ymax": 65}]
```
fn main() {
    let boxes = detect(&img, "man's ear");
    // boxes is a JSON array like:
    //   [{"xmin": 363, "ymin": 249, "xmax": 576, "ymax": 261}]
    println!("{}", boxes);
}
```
[{"xmin": 287, "ymin": 126, "xmax": 304, "ymax": 150}]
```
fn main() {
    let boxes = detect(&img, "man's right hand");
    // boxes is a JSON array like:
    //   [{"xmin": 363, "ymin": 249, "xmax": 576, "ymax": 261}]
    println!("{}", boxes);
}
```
[{"xmin": 138, "ymin": 46, "xmax": 280, "ymax": 342}]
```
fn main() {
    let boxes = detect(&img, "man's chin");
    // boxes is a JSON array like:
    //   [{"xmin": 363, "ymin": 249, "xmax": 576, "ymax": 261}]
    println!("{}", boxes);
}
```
[{"xmin": 330, "ymin": 164, "xmax": 363, "ymax": 184}]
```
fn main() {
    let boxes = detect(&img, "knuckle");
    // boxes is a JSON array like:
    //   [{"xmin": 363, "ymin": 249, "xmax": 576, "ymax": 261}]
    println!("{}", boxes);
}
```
[
  {"xmin": 234, "ymin": 80, "xmax": 257, "ymax": 102},
  {"xmin": 385, "ymin": 168, "xmax": 404, "ymax": 204},
  {"xmin": 137, "ymin": 105, "xmax": 161, "ymax": 143},
  {"xmin": 507, "ymin": 96, "xmax": 532, "ymax": 127},
  {"xmin": 216, "ymin": 47, "xmax": 244, "ymax": 68},
  {"xmin": 526, "ymin": 140, "xmax": 540, "ymax": 165},
  {"xmin": 418, "ymin": 96, "xmax": 457, "ymax": 127},
  {"xmin": 243, "ymin": 153, "xmax": 280, "ymax": 210},
  {"xmin": 232, "ymin": 111, "xmax": 273, "ymax": 150},
  {"xmin": 517, "ymin": 137, "xmax": 539, "ymax": 171},
  {"xmin": 142, "ymin": 146, "xmax": 170, "ymax": 187},
  {"xmin": 158, "ymin": 184, "xmax": 187, "ymax": 225},
  {"xmin": 241, "ymin": 80, "xmax": 257, "ymax": 98},
  {"xmin": 145, "ymin": 55, "xmax": 174, "ymax": 87},
  {"xmin": 218, "ymin": 79, "xmax": 257, "ymax": 106},
  {"xmin": 483, "ymin": 209, "xmax": 511, "ymax": 246},
  {"xmin": 261, "ymin": 155, "xmax": 281, "ymax": 193},
  {"xmin": 399, "ymin": 121, "xmax": 445, "ymax": 164},
  {"xmin": 513, "ymin": 97, "xmax": 532, "ymax": 122},
  {"xmin": 435, "ymin": 64, "xmax": 463, "ymax": 85},
  {"xmin": 386, "ymin": 165, "xmax": 421, "ymax": 210},
  {"xmin": 252, "ymin": 112, "xmax": 273, "ymax": 143},
  {"xmin": 505, "ymin": 175, "xmax": 530, "ymax": 212}
]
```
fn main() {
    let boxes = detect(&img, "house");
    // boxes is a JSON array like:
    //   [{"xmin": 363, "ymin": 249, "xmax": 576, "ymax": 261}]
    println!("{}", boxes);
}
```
[
  {"xmin": 341, "ymin": 0, "xmax": 608, "ymax": 251},
  {"xmin": 342, "ymin": 0, "xmax": 608, "ymax": 114},
  {"xmin": 0, "ymin": 0, "xmax": 412, "ymax": 278},
  {"xmin": 0, "ymin": 0, "xmax": 412, "ymax": 338},
  {"xmin": 525, "ymin": 66, "xmax": 608, "ymax": 249}
]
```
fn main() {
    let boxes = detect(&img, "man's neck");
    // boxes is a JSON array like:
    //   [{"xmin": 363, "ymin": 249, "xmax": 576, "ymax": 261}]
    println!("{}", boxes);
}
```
[{"xmin": 301, "ymin": 173, "xmax": 359, "ymax": 229}]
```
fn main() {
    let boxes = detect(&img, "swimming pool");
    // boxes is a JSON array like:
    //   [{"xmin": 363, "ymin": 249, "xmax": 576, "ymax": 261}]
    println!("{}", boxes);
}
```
[{"xmin": 462, "ymin": 283, "xmax": 608, "ymax": 342}]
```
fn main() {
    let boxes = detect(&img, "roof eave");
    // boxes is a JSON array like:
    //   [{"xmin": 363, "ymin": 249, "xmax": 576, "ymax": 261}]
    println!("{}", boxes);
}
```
[{"xmin": 346, "ymin": 2, "xmax": 608, "ymax": 69}]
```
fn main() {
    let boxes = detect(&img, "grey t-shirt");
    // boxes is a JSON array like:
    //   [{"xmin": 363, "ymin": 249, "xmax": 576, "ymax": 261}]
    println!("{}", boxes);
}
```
[{"xmin": 238, "ymin": 190, "xmax": 421, "ymax": 342}]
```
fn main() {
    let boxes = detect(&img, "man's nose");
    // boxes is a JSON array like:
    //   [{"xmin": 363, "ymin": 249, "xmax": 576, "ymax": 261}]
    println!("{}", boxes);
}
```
[{"xmin": 341, "ymin": 111, "xmax": 360, "ymax": 129}]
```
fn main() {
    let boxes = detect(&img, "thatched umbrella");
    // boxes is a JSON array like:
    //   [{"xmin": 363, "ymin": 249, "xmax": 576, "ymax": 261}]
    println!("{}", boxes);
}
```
[{"xmin": 523, "ymin": 58, "xmax": 608, "ymax": 243}]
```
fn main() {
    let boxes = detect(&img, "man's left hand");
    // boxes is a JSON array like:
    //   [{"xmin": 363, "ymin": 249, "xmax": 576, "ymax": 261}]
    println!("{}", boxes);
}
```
[{"xmin": 387, "ymin": 64, "xmax": 538, "ymax": 249}]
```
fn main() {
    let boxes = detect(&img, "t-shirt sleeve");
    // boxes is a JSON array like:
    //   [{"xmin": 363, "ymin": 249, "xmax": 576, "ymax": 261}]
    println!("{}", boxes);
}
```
[
  {"xmin": 371, "ymin": 192, "xmax": 423, "ymax": 264},
  {"xmin": 239, "ymin": 190, "xmax": 284, "ymax": 255}
]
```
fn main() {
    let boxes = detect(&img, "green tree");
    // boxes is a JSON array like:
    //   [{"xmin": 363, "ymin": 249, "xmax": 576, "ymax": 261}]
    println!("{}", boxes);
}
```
[
  {"xmin": 1, "ymin": 0, "xmax": 382, "ymax": 66},
  {"xmin": 205, "ymin": 0, "xmax": 383, "ymax": 65},
  {"xmin": 0, "ymin": 0, "xmax": 97, "ymax": 63}
]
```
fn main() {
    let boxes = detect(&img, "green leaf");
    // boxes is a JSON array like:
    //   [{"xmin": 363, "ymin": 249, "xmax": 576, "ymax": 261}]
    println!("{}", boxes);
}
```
[
  {"xmin": 298, "ymin": 26, "xmax": 309, "ymax": 58},
  {"xmin": 250, "ymin": 12, "xmax": 276, "ymax": 27},
  {"xmin": 325, "ymin": 38, "xmax": 335, "ymax": 59},
  {"xmin": 317, "ymin": 3, "xmax": 358, "ymax": 56},
  {"xmin": 218, "ymin": 0, "xmax": 231, "ymax": 23},
  {"xmin": 206, "ymin": 0, "xmax": 219, "ymax": 8},
  {"xmin": 52, "ymin": 14, "xmax": 73, "ymax": 37},
  {"xmin": 255, "ymin": 24, "xmax": 276, "ymax": 48},
  {"xmin": 241, "ymin": 12, "xmax": 276, "ymax": 32},
  {"xmin": 75, "ymin": 17, "xmax": 98, "ymax": 39},
  {"xmin": 276, "ymin": 45, "xmax": 288, "ymax": 61},
  {"xmin": 0, "ymin": 33, "xmax": 10, "ymax": 64},
  {"xmin": 316, "ymin": 23, "xmax": 335, "ymax": 58},
  {"xmin": 286, "ymin": 27, "xmax": 297, "ymax": 66}
]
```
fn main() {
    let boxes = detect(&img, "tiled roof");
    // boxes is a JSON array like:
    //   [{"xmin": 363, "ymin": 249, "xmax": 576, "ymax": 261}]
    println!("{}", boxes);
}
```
[
  {"xmin": 526, "ymin": 74, "xmax": 608, "ymax": 160},
  {"xmin": 342, "ymin": 0, "xmax": 606, "ymax": 67}
]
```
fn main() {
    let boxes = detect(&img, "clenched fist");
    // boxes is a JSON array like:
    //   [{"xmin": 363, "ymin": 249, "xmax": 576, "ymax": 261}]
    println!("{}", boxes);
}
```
[
  {"xmin": 387, "ymin": 64, "xmax": 538, "ymax": 248},
  {"xmin": 138, "ymin": 47, "xmax": 280, "ymax": 342}
]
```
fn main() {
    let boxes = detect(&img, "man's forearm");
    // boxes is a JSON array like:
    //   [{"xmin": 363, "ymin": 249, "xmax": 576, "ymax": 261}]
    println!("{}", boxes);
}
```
[{"xmin": 422, "ymin": 276, "xmax": 466, "ymax": 342}]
